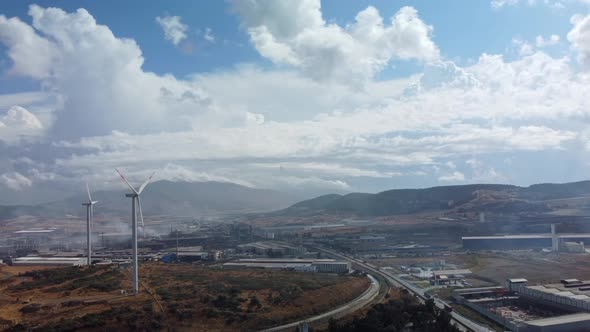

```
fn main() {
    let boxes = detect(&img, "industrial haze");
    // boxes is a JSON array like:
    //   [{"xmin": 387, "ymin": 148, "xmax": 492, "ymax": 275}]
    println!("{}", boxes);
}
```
[{"xmin": 0, "ymin": 180, "xmax": 297, "ymax": 220}]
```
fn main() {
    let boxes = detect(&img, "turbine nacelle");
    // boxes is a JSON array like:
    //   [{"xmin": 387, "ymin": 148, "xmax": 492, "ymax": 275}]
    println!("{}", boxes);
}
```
[
  {"xmin": 82, "ymin": 183, "xmax": 99, "ymax": 206},
  {"xmin": 116, "ymin": 168, "xmax": 155, "ymax": 230}
]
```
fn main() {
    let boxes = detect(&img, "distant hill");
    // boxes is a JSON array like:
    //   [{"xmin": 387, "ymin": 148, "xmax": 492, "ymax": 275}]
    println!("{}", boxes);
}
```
[
  {"xmin": 0, "ymin": 180, "xmax": 297, "ymax": 220},
  {"xmin": 279, "ymin": 181, "xmax": 590, "ymax": 217},
  {"xmin": 6, "ymin": 180, "xmax": 590, "ymax": 220},
  {"xmin": 518, "ymin": 181, "xmax": 590, "ymax": 200},
  {"xmin": 286, "ymin": 194, "xmax": 344, "ymax": 214}
]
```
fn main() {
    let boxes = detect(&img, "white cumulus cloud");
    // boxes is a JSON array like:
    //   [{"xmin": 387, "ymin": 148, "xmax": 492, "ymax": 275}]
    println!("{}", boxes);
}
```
[
  {"xmin": 0, "ymin": 105, "xmax": 44, "ymax": 142},
  {"xmin": 568, "ymin": 14, "xmax": 590, "ymax": 65},
  {"xmin": 0, "ymin": 172, "xmax": 32, "ymax": 190},
  {"xmin": 232, "ymin": 0, "xmax": 439, "ymax": 84},
  {"xmin": 0, "ymin": 4, "xmax": 589, "ymax": 200},
  {"xmin": 1, "ymin": 106, "xmax": 43, "ymax": 129},
  {"xmin": 439, "ymin": 171, "xmax": 465, "ymax": 182},
  {"xmin": 0, "ymin": 6, "xmax": 212, "ymax": 140},
  {"xmin": 204, "ymin": 27, "xmax": 215, "ymax": 42},
  {"xmin": 536, "ymin": 34, "xmax": 560, "ymax": 47},
  {"xmin": 156, "ymin": 15, "xmax": 188, "ymax": 46}
]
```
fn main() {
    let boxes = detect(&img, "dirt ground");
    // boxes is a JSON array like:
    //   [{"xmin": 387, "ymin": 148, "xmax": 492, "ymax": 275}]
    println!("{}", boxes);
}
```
[
  {"xmin": 369, "ymin": 251, "xmax": 590, "ymax": 285},
  {"xmin": 0, "ymin": 263, "xmax": 369, "ymax": 332},
  {"xmin": 0, "ymin": 265, "xmax": 56, "ymax": 277},
  {"xmin": 462, "ymin": 251, "xmax": 590, "ymax": 284}
]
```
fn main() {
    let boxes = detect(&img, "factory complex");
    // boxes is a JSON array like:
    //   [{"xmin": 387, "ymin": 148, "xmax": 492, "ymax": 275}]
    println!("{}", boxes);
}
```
[
  {"xmin": 452, "ymin": 278, "xmax": 590, "ymax": 332},
  {"xmin": 462, "ymin": 223, "xmax": 590, "ymax": 252}
]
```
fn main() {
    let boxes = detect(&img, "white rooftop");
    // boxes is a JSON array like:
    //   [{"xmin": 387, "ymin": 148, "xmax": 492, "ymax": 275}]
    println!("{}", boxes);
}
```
[
  {"xmin": 15, "ymin": 256, "xmax": 82, "ymax": 261},
  {"xmin": 527, "ymin": 313, "xmax": 590, "ymax": 326},
  {"xmin": 463, "ymin": 234, "xmax": 590, "ymax": 240},
  {"xmin": 432, "ymin": 269, "xmax": 472, "ymax": 276},
  {"xmin": 14, "ymin": 229, "xmax": 55, "ymax": 234},
  {"xmin": 526, "ymin": 281, "xmax": 590, "ymax": 303}
]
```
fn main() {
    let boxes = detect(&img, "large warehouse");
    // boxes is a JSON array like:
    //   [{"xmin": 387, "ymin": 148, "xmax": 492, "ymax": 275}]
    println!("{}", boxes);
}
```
[
  {"xmin": 223, "ymin": 258, "xmax": 350, "ymax": 273},
  {"xmin": 462, "ymin": 234, "xmax": 590, "ymax": 250},
  {"xmin": 453, "ymin": 280, "xmax": 590, "ymax": 332}
]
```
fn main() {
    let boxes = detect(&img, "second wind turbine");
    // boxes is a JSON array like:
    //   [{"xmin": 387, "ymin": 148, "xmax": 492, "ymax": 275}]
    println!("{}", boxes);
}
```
[
  {"xmin": 82, "ymin": 183, "xmax": 98, "ymax": 266},
  {"xmin": 115, "ymin": 168, "xmax": 155, "ymax": 295}
]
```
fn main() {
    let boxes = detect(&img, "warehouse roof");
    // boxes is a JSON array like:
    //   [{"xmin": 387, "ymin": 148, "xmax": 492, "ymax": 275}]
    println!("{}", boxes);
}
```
[
  {"xmin": 13, "ymin": 256, "xmax": 86, "ymax": 266},
  {"xmin": 223, "ymin": 262, "xmax": 313, "ymax": 269},
  {"xmin": 463, "ymin": 234, "xmax": 590, "ymax": 240},
  {"xmin": 14, "ymin": 229, "xmax": 55, "ymax": 234},
  {"xmin": 432, "ymin": 269, "xmax": 472, "ymax": 276},
  {"xmin": 526, "ymin": 282, "xmax": 590, "ymax": 302},
  {"xmin": 526, "ymin": 313, "xmax": 590, "ymax": 326}
]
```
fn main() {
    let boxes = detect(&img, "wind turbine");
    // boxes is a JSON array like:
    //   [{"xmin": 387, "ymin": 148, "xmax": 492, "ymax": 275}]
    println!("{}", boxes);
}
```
[
  {"xmin": 82, "ymin": 183, "xmax": 98, "ymax": 266},
  {"xmin": 115, "ymin": 168, "xmax": 155, "ymax": 295}
]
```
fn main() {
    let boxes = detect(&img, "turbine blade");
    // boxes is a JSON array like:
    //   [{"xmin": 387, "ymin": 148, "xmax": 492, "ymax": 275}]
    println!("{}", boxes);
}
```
[
  {"xmin": 138, "ymin": 172, "xmax": 155, "ymax": 194},
  {"xmin": 91, "ymin": 201, "xmax": 99, "ymax": 205},
  {"xmin": 86, "ymin": 183, "xmax": 92, "ymax": 202},
  {"xmin": 137, "ymin": 196, "xmax": 145, "ymax": 229},
  {"xmin": 115, "ymin": 168, "xmax": 138, "ymax": 194}
]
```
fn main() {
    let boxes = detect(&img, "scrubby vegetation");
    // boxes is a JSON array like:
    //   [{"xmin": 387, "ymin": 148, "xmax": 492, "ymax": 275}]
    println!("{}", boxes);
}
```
[
  {"xmin": 48, "ymin": 269, "xmax": 122, "ymax": 293},
  {"xmin": 0, "ymin": 263, "xmax": 369, "ymax": 332},
  {"xmin": 8, "ymin": 304, "xmax": 165, "ymax": 332},
  {"xmin": 8, "ymin": 266, "xmax": 107, "ymax": 291},
  {"xmin": 328, "ymin": 290, "xmax": 460, "ymax": 332},
  {"xmin": 148, "ymin": 266, "xmax": 368, "ymax": 330},
  {"xmin": 3, "ymin": 265, "xmax": 461, "ymax": 332}
]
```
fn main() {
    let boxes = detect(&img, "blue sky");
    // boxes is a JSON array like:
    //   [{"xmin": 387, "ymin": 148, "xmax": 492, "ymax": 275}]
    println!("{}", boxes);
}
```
[
  {"xmin": 0, "ymin": 0, "xmax": 590, "ymax": 204},
  {"xmin": 0, "ymin": 0, "xmax": 581, "ymax": 80}
]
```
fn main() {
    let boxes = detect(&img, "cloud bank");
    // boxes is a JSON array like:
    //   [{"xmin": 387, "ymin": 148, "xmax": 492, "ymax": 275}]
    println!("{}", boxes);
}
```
[{"xmin": 0, "ymin": 2, "xmax": 588, "ymax": 203}]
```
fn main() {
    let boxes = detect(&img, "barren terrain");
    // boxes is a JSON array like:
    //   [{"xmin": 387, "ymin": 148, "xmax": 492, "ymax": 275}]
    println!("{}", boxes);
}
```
[{"xmin": 0, "ymin": 263, "xmax": 368, "ymax": 331}]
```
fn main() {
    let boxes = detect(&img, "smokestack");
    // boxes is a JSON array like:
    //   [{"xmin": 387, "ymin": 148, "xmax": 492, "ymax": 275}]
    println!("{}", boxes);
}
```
[
  {"xmin": 479, "ymin": 212, "xmax": 485, "ymax": 223},
  {"xmin": 551, "ymin": 224, "xmax": 558, "ymax": 252}
]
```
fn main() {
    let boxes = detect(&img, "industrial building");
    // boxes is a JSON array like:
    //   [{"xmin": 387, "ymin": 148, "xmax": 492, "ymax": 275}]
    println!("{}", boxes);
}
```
[
  {"xmin": 13, "ymin": 229, "xmax": 58, "ymax": 235},
  {"xmin": 223, "ymin": 258, "xmax": 350, "ymax": 274},
  {"xmin": 173, "ymin": 246, "xmax": 210, "ymax": 262},
  {"xmin": 255, "ymin": 223, "xmax": 349, "ymax": 239},
  {"xmin": 462, "ymin": 234, "xmax": 590, "ymax": 250},
  {"xmin": 452, "ymin": 279, "xmax": 590, "ymax": 331},
  {"xmin": 237, "ymin": 241, "xmax": 304, "ymax": 257},
  {"xmin": 310, "ymin": 260, "xmax": 350, "ymax": 273},
  {"xmin": 508, "ymin": 279, "xmax": 590, "ymax": 312},
  {"xmin": 431, "ymin": 269, "xmax": 472, "ymax": 286},
  {"xmin": 12, "ymin": 256, "xmax": 87, "ymax": 266}
]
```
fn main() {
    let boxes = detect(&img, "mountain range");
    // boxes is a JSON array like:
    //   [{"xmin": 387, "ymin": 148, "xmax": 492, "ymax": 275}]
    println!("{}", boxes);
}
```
[
  {"xmin": 0, "ymin": 180, "xmax": 297, "ymax": 220},
  {"xmin": 3, "ymin": 180, "xmax": 590, "ymax": 220},
  {"xmin": 278, "ymin": 181, "xmax": 590, "ymax": 217}
]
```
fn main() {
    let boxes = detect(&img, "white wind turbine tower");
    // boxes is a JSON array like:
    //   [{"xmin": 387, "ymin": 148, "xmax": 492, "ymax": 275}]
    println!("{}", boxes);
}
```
[
  {"xmin": 115, "ymin": 168, "xmax": 155, "ymax": 295},
  {"xmin": 82, "ymin": 183, "xmax": 98, "ymax": 266}
]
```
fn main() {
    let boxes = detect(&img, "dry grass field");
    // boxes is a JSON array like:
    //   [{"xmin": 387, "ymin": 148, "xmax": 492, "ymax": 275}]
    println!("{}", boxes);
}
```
[{"xmin": 0, "ymin": 263, "xmax": 368, "ymax": 331}]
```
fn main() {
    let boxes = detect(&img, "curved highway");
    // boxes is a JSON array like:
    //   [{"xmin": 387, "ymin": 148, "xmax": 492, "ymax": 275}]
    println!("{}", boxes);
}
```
[
  {"xmin": 258, "ymin": 274, "xmax": 380, "ymax": 332},
  {"xmin": 313, "ymin": 246, "xmax": 495, "ymax": 332}
]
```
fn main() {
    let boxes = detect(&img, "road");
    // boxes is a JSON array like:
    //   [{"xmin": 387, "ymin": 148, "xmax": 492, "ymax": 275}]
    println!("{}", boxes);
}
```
[
  {"xmin": 258, "ymin": 274, "xmax": 381, "ymax": 332},
  {"xmin": 313, "ymin": 246, "xmax": 495, "ymax": 332}
]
